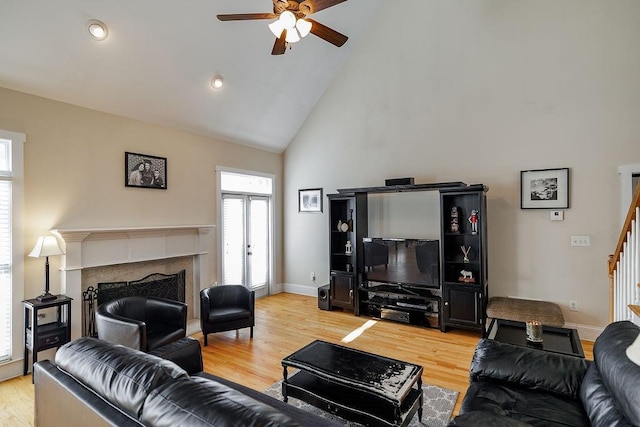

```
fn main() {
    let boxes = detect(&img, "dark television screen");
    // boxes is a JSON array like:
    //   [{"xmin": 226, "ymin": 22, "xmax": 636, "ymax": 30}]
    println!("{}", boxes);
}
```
[{"xmin": 363, "ymin": 238, "xmax": 440, "ymax": 288}]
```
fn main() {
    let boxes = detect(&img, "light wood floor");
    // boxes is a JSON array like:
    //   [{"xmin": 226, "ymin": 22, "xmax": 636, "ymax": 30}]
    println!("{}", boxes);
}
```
[{"xmin": 0, "ymin": 293, "xmax": 594, "ymax": 426}]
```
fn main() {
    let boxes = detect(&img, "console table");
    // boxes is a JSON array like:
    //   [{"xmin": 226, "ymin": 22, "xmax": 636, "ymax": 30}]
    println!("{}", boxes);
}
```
[
  {"xmin": 23, "ymin": 295, "xmax": 72, "ymax": 376},
  {"xmin": 282, "ymin": 340, "xmax": 423, "ymax": 427}
]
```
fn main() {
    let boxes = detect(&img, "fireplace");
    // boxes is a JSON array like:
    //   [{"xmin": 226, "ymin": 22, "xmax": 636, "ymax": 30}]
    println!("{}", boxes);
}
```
[
  {"xmin": 82, "ymin": 268, "xmax": 186, "ymax": 337},
  {"xmin": 52, "ymin": 225, "xmax": 215, "ymax": 339}
]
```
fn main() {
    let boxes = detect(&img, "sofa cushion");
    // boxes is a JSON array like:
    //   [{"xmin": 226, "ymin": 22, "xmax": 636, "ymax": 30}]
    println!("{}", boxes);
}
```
[
  {"xmin": 55, "ymin": 337, "xmax": 187, "ymax": 419},
  {"xmin": 586, "ymin": 321, "xmax": 640, "ymax": 425},
  {"xmin": 460, "ymin": 380, "xmax": 589, "ymax": 426},
  {"xmin": 470, "ymin": 339, "xmax": 591, "ymax": 399},
  {"xmin": 141, "ymin": 376, "xmax": 301, "ymax": 427}
]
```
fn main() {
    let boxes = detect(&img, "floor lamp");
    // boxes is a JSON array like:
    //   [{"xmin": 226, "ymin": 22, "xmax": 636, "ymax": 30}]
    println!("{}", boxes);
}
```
[{"xmin": 29, "ymin": 236, "xmax": 65, "ymax": 302}]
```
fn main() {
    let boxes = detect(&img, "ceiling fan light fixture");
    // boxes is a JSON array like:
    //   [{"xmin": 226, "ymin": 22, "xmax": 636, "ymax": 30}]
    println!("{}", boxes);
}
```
[
  {"xmin": 268, "ymin": 20, "xmax": 286, "ymax": 38},
  {"xmin": 295, "ymin": 19, "xmax": 312, "ymax": 38},
  {"xmin": 285, "ymin": 29, "xmax": 301, "ymax": 44},
  {"xmin": 279, "ymin": 11, "xmax": 296, "ymax": 29},
  {"xmin": 87, "ymin": 19, "xmax": 109, "ymax": 41},
  {"xmin": 211, "ymin": 74, "xmax": 224, "ymax": 89}
]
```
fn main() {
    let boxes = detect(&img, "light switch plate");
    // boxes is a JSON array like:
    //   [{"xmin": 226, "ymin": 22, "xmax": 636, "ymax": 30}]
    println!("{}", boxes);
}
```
[{"xmin": 571, "ymin": 235, "xmax": 591, "ymax": 246}]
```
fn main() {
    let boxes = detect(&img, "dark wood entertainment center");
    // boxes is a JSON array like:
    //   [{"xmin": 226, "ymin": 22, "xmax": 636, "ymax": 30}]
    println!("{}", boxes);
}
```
[{"xmin": 326, "ymin": 182, "xmax": 488, "ymax": 334}]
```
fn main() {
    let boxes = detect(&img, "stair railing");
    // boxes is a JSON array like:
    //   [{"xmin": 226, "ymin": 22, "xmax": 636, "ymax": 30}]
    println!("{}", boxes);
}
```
[{"xmin": 609, "ymin": 183, "xmax": 640, "ymax": 324}]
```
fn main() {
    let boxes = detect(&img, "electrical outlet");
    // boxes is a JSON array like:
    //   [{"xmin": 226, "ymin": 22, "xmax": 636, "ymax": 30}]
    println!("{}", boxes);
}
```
[
  {"xmin": 569, "ymin": 300, "xmax": 579, "ymax": 311},
  {"xmin": 311, "ymin": 272, "xmax": 316, "ymax": 281},
  {"xmin": 570, "ymin": 236, "xmax": 590, "ymax": 247}
]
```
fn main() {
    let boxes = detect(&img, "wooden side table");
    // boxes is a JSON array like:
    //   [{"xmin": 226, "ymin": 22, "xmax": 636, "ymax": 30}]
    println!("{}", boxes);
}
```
[{"xmin": 23, "ymin": 295, "xmax": 72, "ymax": 376}]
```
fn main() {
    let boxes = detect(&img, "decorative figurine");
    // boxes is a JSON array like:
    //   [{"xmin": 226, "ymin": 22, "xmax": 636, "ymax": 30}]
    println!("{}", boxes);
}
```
[
  {"xmin": 460, "ymin": 246, "xmax": 471, "ymax": 263},
  {"xmin": 459, "ymin": 269, "xmax": 475, "ymax": 283},
  {"xmin": 337, "ymin": 220, "xmax": 343, "ymax": 232},
  {"xmin": 468, "ymin": 210, "xmax": 478, "ymax": 235},
  {"xmin": 450, "ymin": 206, "xmax": 459, "ymax": 233},
  {"xmin": 345, "ymin": 240, "xmax": 352, "ymax": 255}
]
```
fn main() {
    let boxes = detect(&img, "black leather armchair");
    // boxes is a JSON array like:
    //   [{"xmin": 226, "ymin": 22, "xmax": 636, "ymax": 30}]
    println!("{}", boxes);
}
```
[
  {"xmin": 96, "ymin": 296, "xmax": 187, "ymax": 352},
  {"xmin": 200, "ymin": 285, "xmax": 255, "ymax": 346}
]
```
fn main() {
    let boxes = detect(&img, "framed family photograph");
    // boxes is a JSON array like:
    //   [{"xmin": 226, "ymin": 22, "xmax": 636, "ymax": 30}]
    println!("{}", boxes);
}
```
[
  {"xmin": 299, "ymin": 188, "xmax": 323, "ymax": 213},
  {"xmin": 520, "ymin": 167, "xmax": 569, "ymax": 209},
  {"xmin": 125, "ymin": 152, "xmax": 167, "ymax": 189}
]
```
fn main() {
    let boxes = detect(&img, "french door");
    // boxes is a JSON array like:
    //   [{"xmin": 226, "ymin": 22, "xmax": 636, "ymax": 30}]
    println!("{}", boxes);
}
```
[{"xmin": 222, "ymin": 194, "xmax": 270, "ymax": 292}]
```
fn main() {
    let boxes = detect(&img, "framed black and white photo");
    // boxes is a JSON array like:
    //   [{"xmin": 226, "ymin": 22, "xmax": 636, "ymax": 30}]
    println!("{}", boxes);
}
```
[
  {"xmin": 125, "ymin": 152, "xmax": 167, "ymax": 189},
  {"xmin": 298, "ymin": 188, "xmax": 323, "ymax": 213},
  {"xmin": 520, "ymin": 168, "xmax": 569, "ymax": 209}
]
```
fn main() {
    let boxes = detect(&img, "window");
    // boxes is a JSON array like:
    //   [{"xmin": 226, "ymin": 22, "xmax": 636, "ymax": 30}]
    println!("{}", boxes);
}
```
[{"xmin": 0, "ymin": 130, "xmax": 24, "ymax": 370}]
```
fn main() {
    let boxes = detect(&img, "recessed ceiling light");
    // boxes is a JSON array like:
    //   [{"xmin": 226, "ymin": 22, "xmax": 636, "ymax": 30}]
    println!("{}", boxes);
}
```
[
  {"xmin": 211, "ymin": 74, "xmax": 224, "ymax": 89},
  {"xmin": 88, "ymin": 20, "xmax": 109, "ymax": 41}
]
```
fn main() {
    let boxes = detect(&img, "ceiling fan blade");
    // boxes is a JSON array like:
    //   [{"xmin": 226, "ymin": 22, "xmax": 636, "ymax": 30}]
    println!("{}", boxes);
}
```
[
  {"xmin": 217, "ymin": 13, "xmax": 277, "ymax": 21},
  {"xmin": 299, "ymin": 0, "xmax": 347, "ymax": 15},
  {"xmin": 272, "ymin": 30, "xmax": 287, "ymax": 55},
  {"xmin": 307, "ymin": 18, "xmax": 348, "ymax": 47}
]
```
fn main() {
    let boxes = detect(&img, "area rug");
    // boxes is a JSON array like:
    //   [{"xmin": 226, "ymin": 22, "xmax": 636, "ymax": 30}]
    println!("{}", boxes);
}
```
[{"xmin": 264, "ymin": 379, "xmax": 458, "ymax": 427}]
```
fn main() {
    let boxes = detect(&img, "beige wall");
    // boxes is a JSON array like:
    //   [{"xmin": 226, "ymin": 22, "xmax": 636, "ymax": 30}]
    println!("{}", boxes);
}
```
[
  {"xmin": 0, "ymin": 86, "xmax": 283, "ymax": 301},
  {"xmin": 284, "ymin": 0, "xmax": 640, "ymax": 334}
]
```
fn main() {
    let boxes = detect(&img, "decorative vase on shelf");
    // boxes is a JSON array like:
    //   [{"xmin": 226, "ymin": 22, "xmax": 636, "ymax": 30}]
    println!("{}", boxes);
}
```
[
  {"xmin": 337, "ymin": 220, "xmax": 343, "ymax": 232},
  {"xmin": 347, "ymin": 209, "xmax": 354, "ymax": 231}
]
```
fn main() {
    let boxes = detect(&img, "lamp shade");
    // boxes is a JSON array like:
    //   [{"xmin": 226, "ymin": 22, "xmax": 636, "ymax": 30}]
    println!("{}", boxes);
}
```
[
  {"xmin": 269, "ymin": 19, "xmax": 286, "ymax": 38},
  {"xmin": 29, "ymin": 236, "xmax": 64, "ymax": 258},
  {"xmin": 627, "ymin": 333, "xmax": 640, "ymax": 366},
  {"xmin": 296, "ymin": 19, "xmax": 312, "ymax": 38}
]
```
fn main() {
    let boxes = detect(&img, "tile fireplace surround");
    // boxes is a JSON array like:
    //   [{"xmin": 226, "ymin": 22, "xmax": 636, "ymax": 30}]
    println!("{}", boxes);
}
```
[{"xmin": 52, "ymin": 225, "xmax": 215, "ymax": 339}]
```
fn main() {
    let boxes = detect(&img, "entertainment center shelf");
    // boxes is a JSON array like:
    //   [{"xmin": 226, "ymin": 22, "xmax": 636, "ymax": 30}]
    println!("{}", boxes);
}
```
[
  {"xmin": 359, "ymin": 283, "xmax": 441, "ymax": 329},
  {"xmin": 325, "ymin": 181, "xmax": 488, "ymax": 334}
]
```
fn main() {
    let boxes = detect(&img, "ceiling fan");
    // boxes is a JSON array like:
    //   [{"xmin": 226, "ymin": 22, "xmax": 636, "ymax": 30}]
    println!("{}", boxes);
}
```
[{"xmin": 217, "ymin": 0, "xmax": 349, "ymax": 55}]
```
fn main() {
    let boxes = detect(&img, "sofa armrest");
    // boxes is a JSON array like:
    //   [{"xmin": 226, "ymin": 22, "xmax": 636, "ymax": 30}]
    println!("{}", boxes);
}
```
[
  {"xmin": 470, "ymin": 339, "xmax": 591, "ymax": 399},
  {"xmin": 96, "ymin": 311, "xmax": 145, "ymax": 350},
  {"xmin": 34, "ymin": 360, "xmax": 144, "ymax": 427}
]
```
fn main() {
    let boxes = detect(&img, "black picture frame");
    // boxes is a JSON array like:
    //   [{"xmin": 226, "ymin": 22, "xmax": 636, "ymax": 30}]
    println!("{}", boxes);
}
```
[
  {"xmin": 298, "ymin": 188, "xmax": 323, "ymax": 213},
  {"xmin": 520, "ymin": 167, "xmax": 569, "ymax": 209},
  {"xmin": 125, "ymin": 152, "xmax": 167, "ymax": 189}
]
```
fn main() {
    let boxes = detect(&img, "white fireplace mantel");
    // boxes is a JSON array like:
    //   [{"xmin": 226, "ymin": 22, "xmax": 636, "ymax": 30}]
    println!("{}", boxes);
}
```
[{"xmin": 52, "ymin": 225, "xmax": 215, "ymax": 339}]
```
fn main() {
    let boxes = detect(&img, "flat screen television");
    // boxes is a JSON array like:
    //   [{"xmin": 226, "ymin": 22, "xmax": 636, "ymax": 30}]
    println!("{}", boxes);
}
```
[{"xmin": 363, "ymin": 238, "xmax": 440, "ymax": 289}]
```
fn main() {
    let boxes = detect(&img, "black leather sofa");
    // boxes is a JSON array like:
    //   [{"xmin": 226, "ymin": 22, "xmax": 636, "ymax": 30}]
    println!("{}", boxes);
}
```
[
  {"xmin": 34, "ymin": 337, "xmax": 338, "ymax": 427},
  {"xmin": 450, "ymin": 321, "xmax": 640, "ymax": 426}
]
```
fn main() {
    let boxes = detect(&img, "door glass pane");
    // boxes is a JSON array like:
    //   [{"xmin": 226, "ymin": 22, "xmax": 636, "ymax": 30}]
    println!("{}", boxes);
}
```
[
  {"xmin": 249, "ymin": 197, "xmax": 269, "ymax": 289},
  {"xmin": 222, "ymin": 196, "xmax": 245, "ymax": 285}
]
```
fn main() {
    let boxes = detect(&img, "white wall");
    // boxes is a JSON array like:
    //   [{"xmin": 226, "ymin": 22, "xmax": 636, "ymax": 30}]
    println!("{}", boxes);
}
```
[
  {"xmin": 284, "ymin": 0, "xmax": 640, "ymax": 334},
  {"xmin": 0, "ymin": 85, "xmax": 283, "ymax": 338}
]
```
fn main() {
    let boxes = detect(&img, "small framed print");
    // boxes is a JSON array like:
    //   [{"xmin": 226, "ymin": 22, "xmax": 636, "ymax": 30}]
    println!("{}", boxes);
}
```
[
  {"xmin": 520, "ymin": 168, "xmax": 569, "ymax": 209},
  {"xmin": 298, "ymin": 188, "xmax": 323, "ymax": 213},
  {"xmin": 125, "ymin": 152, "xmax": 167, "ymax": 189}
]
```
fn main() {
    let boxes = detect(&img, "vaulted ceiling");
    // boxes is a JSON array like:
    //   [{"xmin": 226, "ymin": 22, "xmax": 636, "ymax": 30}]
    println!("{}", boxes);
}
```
[{"xmin": 0, "ymin": 0, "xmax": 382, "ymax": 153}]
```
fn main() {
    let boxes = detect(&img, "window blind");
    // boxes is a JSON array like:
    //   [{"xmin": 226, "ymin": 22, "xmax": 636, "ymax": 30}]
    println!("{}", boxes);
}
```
[{"xmin": 0, "ymin": 137, "xmax": 12, "ymax": 362}]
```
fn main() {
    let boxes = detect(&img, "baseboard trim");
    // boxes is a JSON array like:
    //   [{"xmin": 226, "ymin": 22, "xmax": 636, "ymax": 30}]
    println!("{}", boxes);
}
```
[
  {"xmin": 564, "ymin": 322, "xmax": 603, "ymax": 342},
  {"xmin": 279, "ymin": 283, "xmax": 318, "ymax": 297},
  {"xmin": 0, "ymin": 359, "xmax": 25, "ymax": 382}
]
